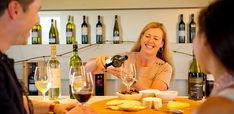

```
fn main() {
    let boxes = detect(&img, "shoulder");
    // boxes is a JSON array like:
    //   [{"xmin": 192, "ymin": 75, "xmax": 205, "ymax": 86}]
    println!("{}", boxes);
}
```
[
  {"xmin": 194, "ymin": 96, "xmax": 234, "ymax": 114},
  {"xmin": 155, "ymin": 58, "xmax": 172, "ymax": 72}
]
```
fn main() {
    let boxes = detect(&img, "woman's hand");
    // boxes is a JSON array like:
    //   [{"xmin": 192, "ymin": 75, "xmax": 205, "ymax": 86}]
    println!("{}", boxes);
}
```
[
  {"xmin": 53, "ymin": 102, "xmax": 77, "ymax": 114},
  {"xmin": 106, "ymin": 67, "xmax": 121, "ymax": 79}
]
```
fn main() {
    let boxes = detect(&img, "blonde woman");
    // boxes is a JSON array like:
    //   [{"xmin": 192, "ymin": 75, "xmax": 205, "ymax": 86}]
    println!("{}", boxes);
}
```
[{"xmin": 85, "ymin": 22, "xmax": 174, "ymax": 91}]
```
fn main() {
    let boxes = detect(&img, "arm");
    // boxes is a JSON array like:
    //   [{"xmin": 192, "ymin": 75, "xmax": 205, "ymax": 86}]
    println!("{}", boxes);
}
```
[
  {"xmin": 193, "ymin": 96, "xmax": 234, "ymax": 114},
  {"xmin": 133, "ymin": 63, "xmax": 172, "ymax": 91},
  {"xmin": 26, "ymin": 98, "xmax": 76, "ymax": 114},
  {"xmin": 85, "ymin": 56, "xmax": 109, "ymax": 74}
]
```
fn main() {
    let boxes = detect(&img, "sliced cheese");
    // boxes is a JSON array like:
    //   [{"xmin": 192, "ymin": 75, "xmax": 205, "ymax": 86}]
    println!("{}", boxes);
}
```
[{"xmin": 167, "ymin": 101, "xmax": 190, "ymax": 110}]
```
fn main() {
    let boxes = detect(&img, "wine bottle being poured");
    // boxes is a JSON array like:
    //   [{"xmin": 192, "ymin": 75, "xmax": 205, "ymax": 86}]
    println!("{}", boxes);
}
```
[{"xmin": 104, "ymin": 55, "xmax": 128, "ymax": 68}]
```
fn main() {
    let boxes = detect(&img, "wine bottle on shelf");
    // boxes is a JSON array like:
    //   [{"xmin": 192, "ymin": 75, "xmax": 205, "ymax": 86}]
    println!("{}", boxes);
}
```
[
  {"xmin": 189, "ymin": 14, "xmax": 196, "ymax": 43},
  {"xmin": 66, "ymin": 15, "xmax": 73, "ymax": 44},
  {"xmin": 96, "ymin": 15, "xmax": 103, "ymax": 44},
  {"xmin": 54, "ymin": 20, "xmax": 60, "ymax": 44},
  {"xmin": 47, "ymin": 45, "xmax": 61, "ymax": 100},
  {"xmin": 81, "ymin": 16, "xmax": 88, "ymax": 44},
  {"xmin": 105, "ymin": 55, "xmax": 128, "ymax": 68},
  {"xmin": 95, "ymin": 74, "xmax": 104, "ymax": 96},
  {"xmin": 37, "ymin": 24, "xmax": 42, "ymax": 44},
  {"xmin": 71, "ymin": 16, "xmax": 76, "ymax": 44},
  {"xmin": 49, "ymin": 19, "xmax": 56, "ymax": 44},
  {"xmin": 113, "ymin": 15, "xmax": 120, "ymax": 44},
  {"xmin": 28, "ymin": 63, "xmax": 38, "ymax": 95},
  {"xmin": 69, "ymin": 41, "xmax": 82, "ymax": 99},
  {"xmin": 32, "ymin": 24, "xmax": 39, "ymax": 44},
  {"xmin": 178, "ymin": 14, "xmax": 185, "ymax": 43},
  {"xmin": 188, "ymin": 52, "xmax": 204, "ymax": 100}
]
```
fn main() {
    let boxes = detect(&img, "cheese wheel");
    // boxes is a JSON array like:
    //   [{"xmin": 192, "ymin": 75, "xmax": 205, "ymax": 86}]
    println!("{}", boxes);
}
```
[{"xmin": 142, "ymin": 97, "xmax": 162, "ymax": 109}]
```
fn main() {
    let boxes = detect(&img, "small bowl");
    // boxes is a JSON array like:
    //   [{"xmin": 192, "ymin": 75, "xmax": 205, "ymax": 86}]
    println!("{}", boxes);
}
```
[
  {"xmin": 116, "ymin": 92, "xmax": 142, "ymax": 100},
  {"xmin": 156, "ymin": 90, "xmax": 178, "ymax": 102},
  {"xmin": 139, "ymin": 89, "xmax": 161, "ymax": 98}
]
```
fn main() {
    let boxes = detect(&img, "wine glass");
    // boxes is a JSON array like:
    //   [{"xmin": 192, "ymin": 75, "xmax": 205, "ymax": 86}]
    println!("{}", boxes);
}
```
[
  {"xmin": 120, "ymin": 63, "xmax": 136, "ymax": 91},
  {"xmin": 34, "ymin": 66, "xmax": 52, "ymax": 100},
  {"xmin": 71, "ymin": 66, "xmax": 94, "ymax": 106}
]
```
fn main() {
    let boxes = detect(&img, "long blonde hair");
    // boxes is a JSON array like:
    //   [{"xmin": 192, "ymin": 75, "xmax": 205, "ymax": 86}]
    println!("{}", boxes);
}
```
[{"xmin": 131, "ymin": 22, "xmax": 174, "ymax": 79}]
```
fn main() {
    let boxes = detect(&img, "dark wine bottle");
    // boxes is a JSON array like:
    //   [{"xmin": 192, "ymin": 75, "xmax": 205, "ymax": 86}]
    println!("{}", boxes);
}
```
[
  {"xmin": 178, "ymin": 14, "xmax": 185, "ymax": 43},
  {"xmin": 28, "ymin": 63, "xmax": 38, "ymax": 95},
  {"xmin": 105, "ymin": 55, "xmax": 128, "ymax": 68},
  {"xmin": 81, "ymin": 16, "xmax": 88, "ymax": 44},
  {"xmin": 49, "ymin": 19, "xmax": 56, "ymax": 44},
  {"xmin": 95, "ymin": 74, "xmax": 104, "ymax": 96},
  {"xmin": 189, "ymin": 14, "xmax": 196, "ymax": 43},
  {"xmin": 96, "ymin": 15, "xmax": 103, "ymax": 44},
  {"xmin": 113, "ymin": 15, "xmax": 120, "ymax": 44},
  {"xmin": 188, "ymin": 53, "xmax": 204, "ymax": 100},
  {"xmin": 205, "ymin": 74, "xmax": 214, "ymax": 97}
]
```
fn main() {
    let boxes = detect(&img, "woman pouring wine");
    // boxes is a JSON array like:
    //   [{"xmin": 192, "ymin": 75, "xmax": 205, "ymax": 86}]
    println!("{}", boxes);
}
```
[{"xmin": 85, "ymin": 22, "xmax": 174, "ymax": 91}]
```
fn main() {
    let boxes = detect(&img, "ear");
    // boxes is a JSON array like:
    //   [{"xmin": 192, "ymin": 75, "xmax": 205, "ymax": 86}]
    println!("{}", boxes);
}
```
[
  {"xmin": 199, "ymin": 33, "xmax": 209, "ymax": 47},
  {"xmin": 7, "ymin": 1, "xmax": 23, "ymax": 19},
  {"xmin": 160, "ymin": 39, "xmax": 164, "ymax": 48}
]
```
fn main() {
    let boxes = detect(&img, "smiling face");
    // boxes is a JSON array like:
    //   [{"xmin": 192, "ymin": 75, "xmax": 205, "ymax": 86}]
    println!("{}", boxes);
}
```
[{"xmin": 140, "ymin": 28, "xmax": 164, "ymax": 55}]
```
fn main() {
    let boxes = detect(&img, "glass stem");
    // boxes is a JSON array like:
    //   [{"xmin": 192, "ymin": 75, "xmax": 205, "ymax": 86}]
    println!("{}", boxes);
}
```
[{"xmin": 42, "ymin": 92, "xmax": 46, "ymax": 100}]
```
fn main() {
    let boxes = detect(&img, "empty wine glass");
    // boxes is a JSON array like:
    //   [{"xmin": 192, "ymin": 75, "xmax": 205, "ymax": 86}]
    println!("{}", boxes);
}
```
[
  {"xmin": 34, "ymin": 66, "xmax": 52, "ymax": 100},
  {"xmin": 71, "ymin": 66, "xmax": 94, "ymax": 106},
  {"xmin": 120, "ymin": 63, "xmax": 136, "ymax": 91}
]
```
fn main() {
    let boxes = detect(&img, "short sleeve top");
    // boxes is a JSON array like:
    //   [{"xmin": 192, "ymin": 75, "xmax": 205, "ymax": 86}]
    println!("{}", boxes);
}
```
[{"xmin": 119, "ymin": 52, "xmax": 172, "ymax": 91}]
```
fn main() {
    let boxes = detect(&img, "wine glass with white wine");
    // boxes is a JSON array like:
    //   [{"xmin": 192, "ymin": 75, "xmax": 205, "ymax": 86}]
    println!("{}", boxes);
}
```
[{"xmin": 34, "ymin": 65, "xmax": 52, "ymax": 100}]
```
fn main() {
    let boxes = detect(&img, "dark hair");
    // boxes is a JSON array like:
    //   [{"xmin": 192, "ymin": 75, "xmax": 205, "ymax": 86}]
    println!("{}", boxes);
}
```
[
  {"xmin": 0, "ymin": 0, "xmax": 34, "ymax": 17},
  {"xmin": 198, "ymin": 0, "xmax": 234, "ymax": 73}
]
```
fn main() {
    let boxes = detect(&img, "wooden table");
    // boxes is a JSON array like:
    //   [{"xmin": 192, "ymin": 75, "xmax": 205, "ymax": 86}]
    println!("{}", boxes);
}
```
[
  {"xmin": 89, "ymin": 96, "xmax": 203, "ymax": 114},
  {"xmin": 29, "ymin": 96, "xmax": 203, "ymax": 114}
]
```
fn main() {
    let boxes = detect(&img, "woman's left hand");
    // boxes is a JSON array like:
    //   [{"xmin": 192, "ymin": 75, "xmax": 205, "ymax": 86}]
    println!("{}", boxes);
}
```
[
  {"xmin": 106, "ymin": 67, "xmax": 121, "ymax": 78},
  {"xmin": 53, "ymin": 103, "xmax": 77, "ymax": 114}
]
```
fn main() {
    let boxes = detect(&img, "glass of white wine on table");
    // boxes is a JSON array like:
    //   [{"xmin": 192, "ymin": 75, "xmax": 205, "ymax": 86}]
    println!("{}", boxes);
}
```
[
  {"xmin": 71, "ymin": 66, "xmax": 94, "ymax": 106},
  {"xmin": 34, "ymin": 65, "xmax": 52, "ymax": 100},
  {"xmin": 120, "ymin": 63, "xmax": 136, "ymax": 92}
]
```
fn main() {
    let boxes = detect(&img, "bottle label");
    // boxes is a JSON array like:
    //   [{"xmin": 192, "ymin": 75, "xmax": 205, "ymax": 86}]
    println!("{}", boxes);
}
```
[
  {"xmin": 50, "ymin": 68, "xmax": 61, "ymax": 88},
  {"xmin": 66, "ymin": 31, "xmax": 72, "ymax": 37},
  {"xmin": 178, "ymin": 31, "xmax": 185, "ymax": 37},
  {"xmin": 49, "ymin": 37, "xmax": 56, "ymax": 44},
  {"xmin": 82, "ymin": 27, "xmax": 88, "ymax": 35},
  {"xmin": 113, "ymin": 36, "xmax": 120, "ymax": 41},
  {"xmin": 32, "ymin": 32, "xmax": 38, "ymax": 38},
  {"xmin": 29, "ymin": 84, "xmax": 37, "ymax": 92},
  {"xmin": 96, "ymin": 27, "xmax": 103, "ymax": 35},
  {"xmin": 188, "ymin": 73, "xmax": 204, "ymax": 100}
]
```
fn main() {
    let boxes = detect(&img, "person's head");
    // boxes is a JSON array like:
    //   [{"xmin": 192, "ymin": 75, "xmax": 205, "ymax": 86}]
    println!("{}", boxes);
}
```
[
  {"xmin": 131, "ymin": 22, "xmax": 174, "ymax": 77},
  {"xmin": 194, "ymin": 0, "xmax": 234, "ymax": 75},
  {"xmin": 132, "ymin": 22, "xmax": 172, "ymax": 62},
  {"xmin": 0, "ymin": 0, "xmax": 41, "ymax": 52}
]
